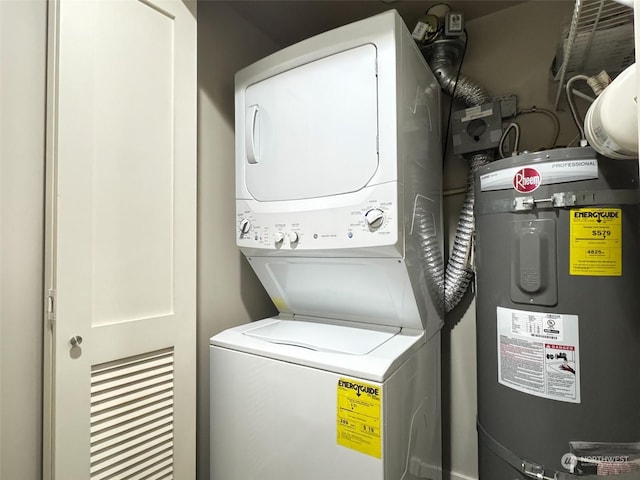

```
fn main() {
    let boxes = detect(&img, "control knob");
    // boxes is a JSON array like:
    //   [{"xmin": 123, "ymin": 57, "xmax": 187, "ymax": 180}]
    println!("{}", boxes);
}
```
[
  {"xmin": 365, "ymin": 208, "xmax": 385, "ymax": 229},
  {"xmin": 274, "ymin": 232, "xmax": 285, "ymax": 245},
  {"xmin": 239, "ymin": 218, "xmax": 251, "ymax": 235},
  {"xmin": 288, "ymin": 231, "xmax": 299, "ymax": 245}
]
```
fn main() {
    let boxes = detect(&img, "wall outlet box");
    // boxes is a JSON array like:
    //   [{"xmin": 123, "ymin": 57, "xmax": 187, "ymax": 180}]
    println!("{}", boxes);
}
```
[{"xmin": 451, "ymin": 101, "xmax": 503, "ymax": 155}]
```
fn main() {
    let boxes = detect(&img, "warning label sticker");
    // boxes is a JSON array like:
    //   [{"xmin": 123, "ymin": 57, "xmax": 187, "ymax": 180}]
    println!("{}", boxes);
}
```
[
  {"xmin": 570, "ymin": 208, "xmax": 622, "ymax": 276},
  {"xmin": 337, "ymin": 378, "xmax": 382, "ymax": 458},
  {"xmin": 497, "ymin": 307, "xmax": 581, "ymax": 403},
  {"xmin": 461, "ymin": 105, "xmax": 494, "ymax": 122}
]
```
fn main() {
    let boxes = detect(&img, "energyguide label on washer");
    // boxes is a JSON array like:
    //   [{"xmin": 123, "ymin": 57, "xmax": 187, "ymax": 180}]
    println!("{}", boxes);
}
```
[
  {"xmin": 337, "ymin": 378, "xmax": 382, "ymax": 458},
  {"xmin": 570, "ymin": 208, "xmax": 622, "ymax": 276},
  {"xmin": 497, "ymin": 307, "xmax": 581, "ymax": 403}
]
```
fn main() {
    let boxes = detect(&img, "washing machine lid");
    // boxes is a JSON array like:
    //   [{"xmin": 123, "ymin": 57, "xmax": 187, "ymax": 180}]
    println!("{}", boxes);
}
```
[
  {"xmin": 243, "ymin": 319, "xmax": 397, "ymax": 355},
  {"xmin": 210, "ymin": 318, "xmax": 425, "ymax": 382},
  {"xmin": 246, "ymin": 256, "xmax": 426, "ymax": 331}
]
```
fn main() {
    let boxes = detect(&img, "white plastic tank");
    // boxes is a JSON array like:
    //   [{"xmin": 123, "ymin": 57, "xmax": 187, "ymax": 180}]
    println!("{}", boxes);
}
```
[{"xmin": 584, "ymin": 63, "xmax": 638, "ymax": 160}]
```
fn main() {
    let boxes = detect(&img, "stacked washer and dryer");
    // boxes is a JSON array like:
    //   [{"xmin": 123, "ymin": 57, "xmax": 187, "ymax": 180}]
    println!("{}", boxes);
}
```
[{"xmin": 210, "ymin": 11, "xmax": 445, "ymax": 480}]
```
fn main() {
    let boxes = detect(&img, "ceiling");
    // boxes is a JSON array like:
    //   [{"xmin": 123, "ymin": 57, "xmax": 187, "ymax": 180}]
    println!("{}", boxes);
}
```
[{"xmin": 224, "ymin": 0, "xmax": 527, "ymax": 48}]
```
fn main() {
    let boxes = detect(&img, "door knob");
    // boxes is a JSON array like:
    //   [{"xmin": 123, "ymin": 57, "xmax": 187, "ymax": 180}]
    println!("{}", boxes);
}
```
[{"xmin": 70, "ymin": 335, "xmax": 83, "ymax": 347}]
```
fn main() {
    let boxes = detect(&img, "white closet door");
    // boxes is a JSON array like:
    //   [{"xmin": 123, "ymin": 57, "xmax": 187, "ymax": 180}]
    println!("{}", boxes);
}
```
[{"xmin": 43, "ymin": 1, "xmax": 196, "ymax": 479}]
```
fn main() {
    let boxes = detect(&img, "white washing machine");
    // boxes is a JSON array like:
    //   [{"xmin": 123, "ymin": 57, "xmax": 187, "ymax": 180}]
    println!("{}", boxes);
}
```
[{"xmin": 210, "ymin": 10, "xmax": 443, "ymax": 480}]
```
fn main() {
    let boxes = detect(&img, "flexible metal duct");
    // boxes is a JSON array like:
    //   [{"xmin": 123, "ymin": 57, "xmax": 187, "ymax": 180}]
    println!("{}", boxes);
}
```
[
  {"xmin": 422, "ymin": 38, "xmax": 494, "ymax": 313},
  {"xmin": 425, "ymin": 38, "xmax": 490, "ymax": 106},
  {"xmin": 444, "ymin": 151, "xmax": 492, "ymax": 312},
  {"xmin": 415, "ymin": 201, "xmax": 445, "ymax": 318}
]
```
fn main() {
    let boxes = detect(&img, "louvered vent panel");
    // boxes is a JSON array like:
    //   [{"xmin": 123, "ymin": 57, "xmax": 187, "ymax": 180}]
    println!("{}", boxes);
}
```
[{"xmin": 90, "ymin": 348, "xmax": 174, "ymax": 480}]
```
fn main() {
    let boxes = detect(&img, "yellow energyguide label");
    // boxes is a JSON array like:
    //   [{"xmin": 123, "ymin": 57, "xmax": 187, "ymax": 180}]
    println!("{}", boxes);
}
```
[
  {"xmin": 570, "ymin": 208, "xmax": 622, "ymax": 276},
  {"xmin": 336, "ymin": 378, "xmax": 382, "ymax": 459}
]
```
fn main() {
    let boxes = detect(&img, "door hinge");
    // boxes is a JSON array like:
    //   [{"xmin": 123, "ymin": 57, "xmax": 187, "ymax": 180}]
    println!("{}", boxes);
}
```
[{"xmin": 47, "ymin": 289, "xmax": 56, "ymax": 326}]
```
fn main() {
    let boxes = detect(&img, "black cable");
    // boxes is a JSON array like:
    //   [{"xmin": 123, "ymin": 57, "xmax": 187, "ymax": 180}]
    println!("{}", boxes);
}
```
[
  {"xmin": 441, "ymin": 28, "xmax": 468, "ymax": 166},
  {"xmin": 514, "ymin": 106, "xmax": 561, "ymax": 150}
]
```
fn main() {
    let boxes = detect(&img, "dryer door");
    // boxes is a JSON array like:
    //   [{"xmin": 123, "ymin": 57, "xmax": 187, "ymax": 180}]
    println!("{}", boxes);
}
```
[{"xmin": 243, "ymin": 44, "xmax": 379, "ymax": 202}]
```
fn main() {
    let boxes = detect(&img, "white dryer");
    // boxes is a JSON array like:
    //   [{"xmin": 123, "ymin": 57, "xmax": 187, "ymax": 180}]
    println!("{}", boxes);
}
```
[{"xmin": 210, "ymin": 10, "xmax": 443, "ymax": 480}]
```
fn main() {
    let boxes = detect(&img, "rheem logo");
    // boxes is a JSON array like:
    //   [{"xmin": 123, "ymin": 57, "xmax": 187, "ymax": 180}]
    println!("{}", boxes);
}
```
[{"xmin": 513, "ymin": 167, "xmax": 541, "ymax": 193}]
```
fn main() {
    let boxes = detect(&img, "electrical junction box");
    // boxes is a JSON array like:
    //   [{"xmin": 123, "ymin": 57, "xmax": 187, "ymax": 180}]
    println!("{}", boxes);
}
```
[
  {"xmin": 445, "ymin": 12, "xmax": 464, "ymax": 36},
  {"xmin": 494, "ymin": 94, "xmax": 518, "ymax": 118},
  {"xmin": 451, "ymin": 101, "xmax": 502, "ymax": 155}
]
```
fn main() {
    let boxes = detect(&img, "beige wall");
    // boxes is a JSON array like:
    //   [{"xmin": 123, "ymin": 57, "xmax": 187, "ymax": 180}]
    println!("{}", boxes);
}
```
[
  {"xmin": 196, "ymin": 3, "xmax": 279, "ymax": 478},
  {"xmin": 443, "ymin": 2, "xmax": 575, "ymax": 479},
  {"xmin": 0, "ymin": 1, "xmax": 47, "ymax": 478}
]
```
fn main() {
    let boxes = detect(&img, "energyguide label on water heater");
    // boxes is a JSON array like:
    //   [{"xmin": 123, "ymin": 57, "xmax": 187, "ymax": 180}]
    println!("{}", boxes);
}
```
[
  {"xmin": 570, "ymin": 208, "xmax": 622, "ymax": 276},
  {"xmin": 497, "ymin": 307, "xmax": 581, "ymax": 404},
  {"xmin": 337, "ymin": 378, "xmax": 382, "ymax": 458}
]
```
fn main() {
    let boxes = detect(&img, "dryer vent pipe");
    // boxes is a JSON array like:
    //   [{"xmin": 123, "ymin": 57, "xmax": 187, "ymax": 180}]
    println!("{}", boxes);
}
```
[{"xmin": 422, "ymin": 38, "xmax": 494, "ymax": 313}]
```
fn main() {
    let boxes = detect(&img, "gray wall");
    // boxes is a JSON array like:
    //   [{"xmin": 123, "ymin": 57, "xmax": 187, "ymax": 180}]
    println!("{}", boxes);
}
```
[
  {"xmin": 0, "ymin": 1, "xmax": 47, "ymax": 478},
  {"xmin": 196, "ymin": 3, "xmax": 278, "ymax": 478}
]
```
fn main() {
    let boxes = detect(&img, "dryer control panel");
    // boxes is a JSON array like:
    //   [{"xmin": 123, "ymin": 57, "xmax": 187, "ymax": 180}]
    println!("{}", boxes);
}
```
[{"xmin": 236, "ymin": 183, "xmax": 398, "ymax": 251}]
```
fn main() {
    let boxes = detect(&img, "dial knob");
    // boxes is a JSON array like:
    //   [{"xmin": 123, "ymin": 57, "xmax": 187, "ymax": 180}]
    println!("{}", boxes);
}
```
[
  {"xmin": 288, "ymin": 231, "xmax": 299, "ymax": 244},
  {"xmin": 365, "ymin": 208, "xmax": 385, "ymax": 229},
  {"xmin": 239, "ymin": 218, "xmax": 251, "ymax": 235},
  {"xmin": 274, "ymin": 232, "xmax": 285, "ymax": 245}
]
